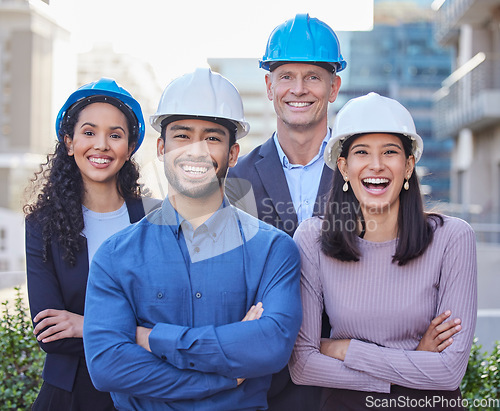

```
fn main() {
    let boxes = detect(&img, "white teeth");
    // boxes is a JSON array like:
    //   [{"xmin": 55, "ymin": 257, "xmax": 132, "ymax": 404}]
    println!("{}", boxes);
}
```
[
  {"xmin": 363, "ymin": 178, "xmax": 389, "ymax": 184},
  {"xmin": 90, "ymin": 157, "xmax": 110, "ymax": 164},
  {"xmin": 182, "ymin": 165, "xmax": 208, "ymax": 174},
  {"xmin": 288, "ymin": 102, "xmax": 311, "ymax": 107}
]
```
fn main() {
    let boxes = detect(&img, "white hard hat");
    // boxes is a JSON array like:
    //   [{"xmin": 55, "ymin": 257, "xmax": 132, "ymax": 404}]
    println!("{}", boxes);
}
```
[
  {"xmin": 324, "ymin": 92, "xmax": 423, "ymax": 169},
  {"xmin": 150, "ymin": 68, "xmax": 250, "ymax": 140}
]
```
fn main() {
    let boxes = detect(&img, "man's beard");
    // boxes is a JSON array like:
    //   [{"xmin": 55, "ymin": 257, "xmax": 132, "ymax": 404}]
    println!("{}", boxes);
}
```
[{"xmin": 165, "ymin": 157, "xmax": 229, "ymax": 199}]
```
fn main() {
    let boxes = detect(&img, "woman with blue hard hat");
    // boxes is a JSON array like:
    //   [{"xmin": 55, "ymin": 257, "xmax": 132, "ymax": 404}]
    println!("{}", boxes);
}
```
[
  {"xmin": 24, "ymin": 78, "xmax": 152, "ymax": 410},
  {"xmin": 289, "ymin": 93, "xmax": 477, "ymax": 410}
]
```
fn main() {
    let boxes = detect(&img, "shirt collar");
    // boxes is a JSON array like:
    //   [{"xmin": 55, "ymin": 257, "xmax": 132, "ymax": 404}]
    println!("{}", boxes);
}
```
[
  {"xmin": 273, "ymin": 129, "xmax": 331, "ymax": 169},
  {"xmin": 161, "ymin": 195, "xmax": 232, "ymax": 242}
]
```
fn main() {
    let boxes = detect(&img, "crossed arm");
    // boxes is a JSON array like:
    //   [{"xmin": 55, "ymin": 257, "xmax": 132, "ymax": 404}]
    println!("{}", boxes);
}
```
[
  {"xmin": 290, "ymin": 221, "xmax": 477, "ymax": 392},
  {"xmin": 83, "ymin": 235, "xmax": 301, "ymax": 402}
]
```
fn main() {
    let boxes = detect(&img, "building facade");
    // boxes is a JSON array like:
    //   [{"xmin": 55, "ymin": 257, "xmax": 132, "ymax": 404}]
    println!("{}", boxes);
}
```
[
  {"xmin": 434, "ymin": 0, "xmax": 500, "ymax": 238},
  {"xmin": 0, "ymin": 0, "xmax": 74, "ymax": 210}
]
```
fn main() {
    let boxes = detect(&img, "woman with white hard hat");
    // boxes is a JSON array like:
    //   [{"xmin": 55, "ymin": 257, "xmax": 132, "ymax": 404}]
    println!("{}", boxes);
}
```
[
  {"xmin": 24, "ymin": 78, "xmax": 155, "ymax": 410},
  {"xmin": 289, "ymin": 92, "xmax": 477, "ymax": 409}
]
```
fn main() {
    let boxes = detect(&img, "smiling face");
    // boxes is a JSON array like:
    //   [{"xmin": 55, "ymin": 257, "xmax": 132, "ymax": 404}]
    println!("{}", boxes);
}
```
[
  {"xmin": 157, "ymin": 118, "xmax": 239, "ymax": 200},
  {"xmin": 265, "ymin": 63, "xmax": 340, "ymax": 132},
  {"xmin": 337, "ymin": 133, "xmax": 415, "ymax": 216},
  {"xmin": 64, "ymin": 102, "xmax": 133, "ymax": 190}
]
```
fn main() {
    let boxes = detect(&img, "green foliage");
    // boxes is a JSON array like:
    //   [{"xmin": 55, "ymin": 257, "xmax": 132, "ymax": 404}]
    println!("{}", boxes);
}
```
[
  {"xmin": 0, "ymin": 287, "xmax": 44, "ymax": 410},
  {"xmin": 461, "ymin": 338, "xmax": 500, "ymax": 411},
  {"xmin": 0, "ymin": 288, "xmax": 499, "ymax": 410}
]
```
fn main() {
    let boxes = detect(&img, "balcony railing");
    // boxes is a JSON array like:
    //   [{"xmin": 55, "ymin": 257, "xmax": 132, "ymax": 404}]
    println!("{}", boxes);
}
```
[
  {"xmin": 434, "ymin": 0, "xmax": 474, "ymax": 44},
  {"xmin": 434, "ymin": 52, "xmax": 500, "ymax": 138}
]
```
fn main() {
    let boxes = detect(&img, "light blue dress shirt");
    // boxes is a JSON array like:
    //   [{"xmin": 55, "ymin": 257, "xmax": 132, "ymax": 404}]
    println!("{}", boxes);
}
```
[
  {"xmin": 83, "ymin": 197, "xmax": 301, "ymax": 410},
  {"xmin": 273, "ymin": 130, "xmax": 331, "ymax": 223}
]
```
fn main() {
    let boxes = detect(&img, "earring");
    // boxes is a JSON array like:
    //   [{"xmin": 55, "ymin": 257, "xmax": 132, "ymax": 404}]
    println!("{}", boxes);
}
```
[
  {"xmin": 343, "ymin": 176, "xmax": 349, "ymax": 192},
  {"xmin": 404, "ymin": 178, "xmax": 410, "ymax": 191}
]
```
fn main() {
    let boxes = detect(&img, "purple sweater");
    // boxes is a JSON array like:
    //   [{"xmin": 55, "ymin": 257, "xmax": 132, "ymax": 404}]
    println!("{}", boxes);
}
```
[{"xmin": 290, "ymin": 215, "xmax": 477, "ymax": 393}]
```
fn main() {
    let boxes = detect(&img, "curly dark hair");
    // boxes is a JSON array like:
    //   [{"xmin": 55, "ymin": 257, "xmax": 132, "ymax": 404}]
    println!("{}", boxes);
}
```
[{"xmin": 24, "ymin": 102, "xmax": 142, "ymax": 266}]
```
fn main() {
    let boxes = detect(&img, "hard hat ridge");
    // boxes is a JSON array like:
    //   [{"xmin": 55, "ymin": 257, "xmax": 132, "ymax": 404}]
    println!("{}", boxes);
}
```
[
  {"xmin": 260, "ymin": 13, "xmax": 347, "ymax": 72},
  {"xmin": 150, "ymin": 68, "xmax": 250, "ymax": 140},
  {"xmin": 55, "ymin": 78, "xmax": 145, "ymax": 154},
  {"xmin": 324, "ymin": 92, "xmax": 424, "ymax": 169}
]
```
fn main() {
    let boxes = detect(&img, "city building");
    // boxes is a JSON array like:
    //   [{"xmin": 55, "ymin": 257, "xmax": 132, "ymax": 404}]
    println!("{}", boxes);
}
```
[
  {"xmin": 208, "ymin": 57, "xmax": 275, "ymax": 156},
  {"xmin": 434, "ymin": 0, "xmax": 500, "ymax": 236},
  {"xmin": 0, "ymin": 0, "xmax": 74, "ymax": 210}
]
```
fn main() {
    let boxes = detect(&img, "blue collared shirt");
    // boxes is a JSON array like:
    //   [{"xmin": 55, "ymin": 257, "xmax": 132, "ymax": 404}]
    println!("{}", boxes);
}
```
[
  {"xmin": 83, "ymin": 197, "xmax": 301, "ymax": 410},
  {"xmin": 273, "ymin": 130, "xmax": 330, "ymax": 223}
]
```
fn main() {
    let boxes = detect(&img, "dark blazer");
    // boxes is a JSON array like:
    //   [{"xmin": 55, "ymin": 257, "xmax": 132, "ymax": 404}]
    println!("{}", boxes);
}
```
[
  {"xmin": 226, "ymin": 135, "xmax": 333, "ymax": 237},
  {"xmin": 226, "ymin": 136, "xmax": 333, "ymax": 411},
  {"xmin": 25, "ymin": 198, "xmax": 152, "ymax": 392}
]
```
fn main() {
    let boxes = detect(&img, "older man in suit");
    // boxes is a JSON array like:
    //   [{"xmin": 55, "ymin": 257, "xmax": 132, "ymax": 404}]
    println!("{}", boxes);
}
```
[{"xmin": 226, "ymin": 13, "xmax": 346, "ymax": 411}]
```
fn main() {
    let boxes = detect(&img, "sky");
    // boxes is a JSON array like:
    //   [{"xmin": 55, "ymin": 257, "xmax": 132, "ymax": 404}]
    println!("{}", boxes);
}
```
[{"xmin": 51, "ymin": 0, "xmax": 374, "ymax": 85}]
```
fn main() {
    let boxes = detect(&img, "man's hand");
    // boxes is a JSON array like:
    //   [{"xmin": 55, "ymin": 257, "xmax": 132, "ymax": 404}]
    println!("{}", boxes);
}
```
[
  {"xmin": 33, "ymin": 309, "xmax": 83, "ymax": 343},
  {"xmin": 320, "ymin": 338, "xmax": 351, "ymax": 361},
  {"xmin": 136, "ymin": 326, "xmax": 153, "ymax": 352},
  {"xmin": 417, "ymin": 310, "xmax": 461, "ymax": 352}
]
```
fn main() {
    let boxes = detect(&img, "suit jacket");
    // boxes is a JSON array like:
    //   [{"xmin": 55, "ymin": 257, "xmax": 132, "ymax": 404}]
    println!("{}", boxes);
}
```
[
  {"xmin": 25, "ymin": 198, "xmax": 152, "ymax": 392},
  {"xmin": 226, "ymin": 135, "xmax": 333, "ymax": 237},
  {"xmin": 226, "ymin": 136, "xmax": 333, "ymax": 410}
]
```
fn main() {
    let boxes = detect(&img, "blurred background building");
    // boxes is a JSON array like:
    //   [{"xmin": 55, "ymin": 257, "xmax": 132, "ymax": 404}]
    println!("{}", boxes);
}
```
[{"xmin": 434, "ymin": 0, "xmax": 500, "ymax": 242}]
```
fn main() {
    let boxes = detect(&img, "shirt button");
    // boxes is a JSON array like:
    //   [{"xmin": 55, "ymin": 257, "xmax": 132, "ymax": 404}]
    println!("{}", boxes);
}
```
[
  {"xmin": 157, "ymin": 292, "xmax": 164, "ymax": 299},
  {"xmin": 211, "ymin": 232, "xmax": 217, "ymax": 238},
  {"xmin": 161, "ymin": 355, "xmax": 167, "ymax": 360},
  {"xmin": 194, "ymin": 246, "xmax": 200, "ymax": 253},
  {"xmin": 189, "ymin": 362, "xmax": 195, "ymax": 367},
  {"xmin": 195, "ymin": 292, "xmax": 202, "ymax": 299},
  {"xmin": 304, "ymin": 200, "xmax": 309, "ymax": 205}
]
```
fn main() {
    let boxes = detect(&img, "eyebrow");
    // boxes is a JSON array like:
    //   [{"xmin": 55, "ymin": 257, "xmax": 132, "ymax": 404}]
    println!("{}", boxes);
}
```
[
  {"xmin": 350, "ymin": 143, "xmax": 402, "ymax": 150},
  {"xmin": 169, "ymin": 124, "xmax": 227, "ymax": 136},
  {"xmin": 278, "ymin": 70, "xmax": 322, "ymax": 77},
  {"xmin": 80, "ymin": 122, "xmax": 126, "ymax": 133}
]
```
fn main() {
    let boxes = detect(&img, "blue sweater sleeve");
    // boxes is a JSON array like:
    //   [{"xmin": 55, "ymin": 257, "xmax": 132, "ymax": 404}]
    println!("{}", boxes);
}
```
[
  {"xmin": 148, "ymin": 235, "xmax": 302, "ymax": 378},
  {"xmin": 83, "ymin": 241, "xmax": 237, "ymax": 402}
]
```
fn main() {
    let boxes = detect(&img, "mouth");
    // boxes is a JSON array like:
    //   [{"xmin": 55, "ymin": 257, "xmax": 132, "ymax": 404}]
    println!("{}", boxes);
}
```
[
  {"xmin": 181, "ymin": 164, "xmax": 209, "ymax": 175},
  {"xmin": 287, "ymin": 101, "xmax": 313, "ymax": 108},
  {"xmin": 177, "ymin": 160, "xmax": 216, "ymax": 181},
  {"xmin": 88, "ymin": 156, "xmax": 112, "ymax": 167},
  {"xmin": 362, "ymin": 177, "xmax": 390, "ymax": 193}
]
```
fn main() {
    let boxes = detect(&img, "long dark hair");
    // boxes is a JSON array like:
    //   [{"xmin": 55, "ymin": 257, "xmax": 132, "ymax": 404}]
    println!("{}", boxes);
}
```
[
  {"xmin": 320, "ymin": 133, "xmax": 443, "ymax": 266},
  {"xmin": 24, "ymin": 102, "xmax": 142, "ymax": 266}
]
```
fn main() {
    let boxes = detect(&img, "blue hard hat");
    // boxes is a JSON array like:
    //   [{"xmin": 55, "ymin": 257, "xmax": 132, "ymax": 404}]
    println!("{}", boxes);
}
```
[
  {"xmin": 55, "ymin": 78, "xmax": 145, "ymax": 154},
  {"xmin": 260, "ymin": 13, "xmax": 347, "ymax": 72}
]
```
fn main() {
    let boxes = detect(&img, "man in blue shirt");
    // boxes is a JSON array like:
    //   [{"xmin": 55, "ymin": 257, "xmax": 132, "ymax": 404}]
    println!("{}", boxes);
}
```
[
  {"xmin": 225, "ymin": 13, "xmax": 347, "ymax": 411},
  {"xmin": 83, "ymin": 68, "xmax": 302, "ymax": 410}
]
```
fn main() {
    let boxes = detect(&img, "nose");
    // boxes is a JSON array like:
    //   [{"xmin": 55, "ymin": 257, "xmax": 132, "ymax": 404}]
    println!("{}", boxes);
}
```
[
  {"xmin": 290, "ymin": 78, "xmax": 306, "ymax": 96},
  {"xmin": 185, "ymin": 140, "xmax": 210, "ymax": 158},
  {"xmin": 369, "ymin": 154, "xmax": 385, "ymax": 171},
  {"xmin": 93, "ymin": 134, "xmax": 109, "ymax": 151}
]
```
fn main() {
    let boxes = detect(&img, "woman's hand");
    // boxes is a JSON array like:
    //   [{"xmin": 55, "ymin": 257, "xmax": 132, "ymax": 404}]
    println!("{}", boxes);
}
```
[
  {"xmin": 33, "ymin": 309, "xmax": 84, "ymax": 343},
  {"xmin": 237, "ymin": 302, "xmax": 264, "ymax": 386},
  {"xmin": 241, "ymin": 302, "xmax": 264, "ymax": 322},
  {"xmin": 320, "ymin": 338, "xmax": 351, "ymax": 361},
  {"xmin": 417, "ymin": 310, "xmax": 462, "ymax": 352}
]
